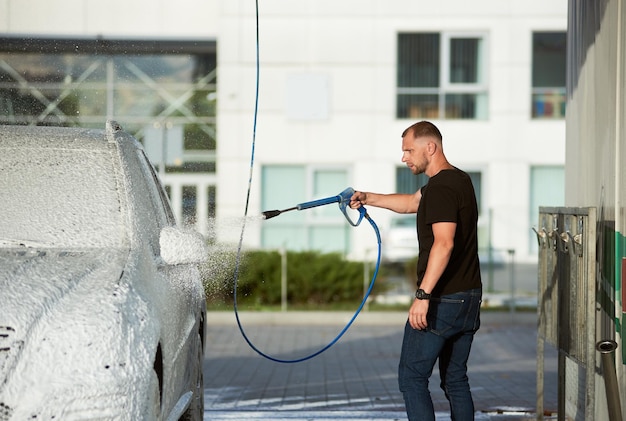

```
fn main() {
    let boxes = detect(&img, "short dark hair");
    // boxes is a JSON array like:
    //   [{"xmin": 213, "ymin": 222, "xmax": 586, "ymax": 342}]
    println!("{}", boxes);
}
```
[{"xmin": 402, "ymin": 121, "xmax": 442, "ymax": 142}]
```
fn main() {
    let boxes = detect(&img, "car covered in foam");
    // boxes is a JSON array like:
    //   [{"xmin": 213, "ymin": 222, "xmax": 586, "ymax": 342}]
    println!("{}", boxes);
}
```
[{"xmin": 0, "ymin": 121, "xmax": 207, "ymax": 420}]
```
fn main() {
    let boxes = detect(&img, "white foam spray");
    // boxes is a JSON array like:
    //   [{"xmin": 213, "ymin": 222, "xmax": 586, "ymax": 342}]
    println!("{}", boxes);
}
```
[{"xmin": 198, "ymin": 215, "xmax": 265, "ymax": 301}]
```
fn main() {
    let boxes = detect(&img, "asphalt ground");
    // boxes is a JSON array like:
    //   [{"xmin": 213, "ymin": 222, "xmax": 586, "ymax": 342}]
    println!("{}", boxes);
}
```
[{"xmin": 202, "ymin": 310, "xmax": 558, "ymax": 420}]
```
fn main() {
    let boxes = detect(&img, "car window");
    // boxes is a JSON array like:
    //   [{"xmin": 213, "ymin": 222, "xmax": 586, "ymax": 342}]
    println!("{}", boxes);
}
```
[
  {"xmin": 127, "ymin": 149, "xmax": 180, "ymax": 258},
  {"xmin": 138, "ymin": 151, "xmax": 176, "ymax": 226},
  {"xmin": 0, "ymin": 146, "xmax": 127, "ymax": 248}
]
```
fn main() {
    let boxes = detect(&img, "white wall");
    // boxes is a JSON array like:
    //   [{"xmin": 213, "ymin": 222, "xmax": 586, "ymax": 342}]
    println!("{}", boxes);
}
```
[
  {"xmin": 0, "ymin": 0, "xmax": 218, "ymax": 37},
  {"xmin": 562, "ymin": 0, "xmax": 626, "ymax": 411},
  {"xmin": 0, "ymin": 0, "xmax": 567, "ymax": 262},
  {"xmin": 216, "ymin": 0, "xmax": 567, "ymax": 262}
]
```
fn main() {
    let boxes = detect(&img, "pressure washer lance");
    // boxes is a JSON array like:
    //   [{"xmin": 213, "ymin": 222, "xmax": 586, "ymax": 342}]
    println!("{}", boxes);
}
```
[
  {"xmin": 262, "ymin": 187, "xmax": 365, "ymax": 227},
  {"xmin": 244, "ymin": 186, "xmax": 380, "ymax": 363}
]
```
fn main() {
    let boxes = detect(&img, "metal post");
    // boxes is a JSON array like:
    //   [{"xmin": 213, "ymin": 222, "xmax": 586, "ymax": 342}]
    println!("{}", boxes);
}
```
[
  {"xmin": 508, "ymin": 249, "xmax": 516, "ymax": 320},
  {"xmin": 487, "ymin": 208, "xmax": 494, "ymax": 292},
  {"xmin": 537, "ymin": 332, "xmax": 545, "ymax": 421},
  {"xmin": 161, "ymin": 123, "xmax": 167, "ymax": 177},
  {"xmin": 597, "ymin": 340, "xmax": 623, "ymax": 421},
  {"xmin": 280, "ymin": 247, "xmax": 287, "ymax": 312}
]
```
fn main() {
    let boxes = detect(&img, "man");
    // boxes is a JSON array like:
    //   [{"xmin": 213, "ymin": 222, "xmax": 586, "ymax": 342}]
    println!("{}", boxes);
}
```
[{"xmin": 350, "ymin": 121, "xmax": 482, "ymax": 421}]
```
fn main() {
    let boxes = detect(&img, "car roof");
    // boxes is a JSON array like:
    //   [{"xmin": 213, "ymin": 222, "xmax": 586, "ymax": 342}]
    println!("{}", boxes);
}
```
[
  {"xmin": 0, "ymin": 121, "xmax": 143, "ymax": 247},
  {"xmin": 0, "ymin": 121, "xmax": 134, "ymax": 151}
]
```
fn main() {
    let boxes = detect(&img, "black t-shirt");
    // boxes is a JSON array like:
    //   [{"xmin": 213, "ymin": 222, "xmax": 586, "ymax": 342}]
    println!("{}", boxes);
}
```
[{"xmin": 416, "ymin": 168, "xmax": 482, "ymax": 296}]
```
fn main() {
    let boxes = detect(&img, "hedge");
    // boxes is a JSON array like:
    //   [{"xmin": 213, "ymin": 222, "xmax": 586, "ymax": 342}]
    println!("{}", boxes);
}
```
[{"xmin": 202, "ymin": 249, "xmax": 391, "ymax": 308}]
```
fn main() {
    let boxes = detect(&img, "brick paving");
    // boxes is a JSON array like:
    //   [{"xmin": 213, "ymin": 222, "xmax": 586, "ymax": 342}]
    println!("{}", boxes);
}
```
[{"xmin": 202, "ymin": 311, "xmax": 558, "ymax": 420}]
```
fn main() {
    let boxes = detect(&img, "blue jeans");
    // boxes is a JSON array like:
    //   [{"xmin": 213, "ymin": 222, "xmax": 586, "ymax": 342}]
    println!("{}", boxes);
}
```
[{"xmin": 398, "ymin": 288, "xmax": 482, "ymax": 421}]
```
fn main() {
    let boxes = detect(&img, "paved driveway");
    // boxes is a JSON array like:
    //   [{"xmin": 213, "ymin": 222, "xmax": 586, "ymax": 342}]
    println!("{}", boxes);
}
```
[{"xmin": 202, "ymin": 311, "xmax": 558, "ymax": 420}]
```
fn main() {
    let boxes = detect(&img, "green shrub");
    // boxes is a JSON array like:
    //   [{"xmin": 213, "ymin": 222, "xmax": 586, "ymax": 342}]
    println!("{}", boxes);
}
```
[{"xmin": 204, "ymin": 249, "xmax": 391, "ymax": 308}]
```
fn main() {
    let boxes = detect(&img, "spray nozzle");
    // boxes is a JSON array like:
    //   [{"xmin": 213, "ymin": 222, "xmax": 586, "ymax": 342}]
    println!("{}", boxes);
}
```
[
  {"xmin": 261, "ymin": 208, "xmax": 294, "ymax": 220},
  {"xmin": 262, "ymin": 187, "xmax": 367, "ymax": 226}
]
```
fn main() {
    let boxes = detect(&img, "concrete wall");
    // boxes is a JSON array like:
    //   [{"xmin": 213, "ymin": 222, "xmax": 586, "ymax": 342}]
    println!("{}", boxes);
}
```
[{"xmin": 565, "ymin": 0, "xmax": 626, "ymax": 402}]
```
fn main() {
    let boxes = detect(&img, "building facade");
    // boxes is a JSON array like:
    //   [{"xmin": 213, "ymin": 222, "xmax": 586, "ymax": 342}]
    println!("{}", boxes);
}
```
[{"xmin": 0, "ymin": 0, "xmax": 567, "ymax": 262}]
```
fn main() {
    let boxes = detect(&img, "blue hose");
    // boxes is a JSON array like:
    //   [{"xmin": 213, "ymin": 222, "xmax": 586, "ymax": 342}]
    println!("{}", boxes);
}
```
[
  {"xmin": 234, "ymin": 213, "xmax": 381, "ymax": 363},
  {"xmin": 232, "ymin": 0, "xmax": 382, "ymax": 363}
]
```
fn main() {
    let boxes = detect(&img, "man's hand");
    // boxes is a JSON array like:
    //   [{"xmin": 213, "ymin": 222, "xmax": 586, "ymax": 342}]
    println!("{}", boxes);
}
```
[
  {"xmin": 408, "ymin": 298, "xmax": 430, "ymax": 330},
  {"xmin": 349, "ymin": 191, "xmax": 367, "ymax": 209}
]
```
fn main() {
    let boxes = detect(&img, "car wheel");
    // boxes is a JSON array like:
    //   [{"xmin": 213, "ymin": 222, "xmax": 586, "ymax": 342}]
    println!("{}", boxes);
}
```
[{"xmin": 180, "ymin": 333, "xmax": 204, "ymax": 421}]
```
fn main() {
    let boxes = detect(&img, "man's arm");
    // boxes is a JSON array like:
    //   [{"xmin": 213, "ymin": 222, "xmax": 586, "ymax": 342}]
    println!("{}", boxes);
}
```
[
  {"xmin": 408, "ymin": 221, "xmax": 456, "ymax": 330},
  {"xmin": 350, "ymin": 189, "xmax": 422, "ymax": 213}
]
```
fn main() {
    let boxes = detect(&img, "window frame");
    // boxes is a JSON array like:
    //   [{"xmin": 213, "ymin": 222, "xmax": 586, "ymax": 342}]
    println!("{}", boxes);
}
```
[
  {"xmin": 397, "ymin": 31, "xmax": 489, "ymax": 120},
  {"xmin": 531, "ymin": 31, "xmax": 567, "ymax": 119},
  {"xmin": 260, "ymin": 164, "xmax": 352, "ymax": 253}
]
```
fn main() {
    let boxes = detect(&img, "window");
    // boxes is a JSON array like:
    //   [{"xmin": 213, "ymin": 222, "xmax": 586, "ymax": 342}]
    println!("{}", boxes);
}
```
[
  {"xmin": 397, "ymin": 32, "xmax": 488, "ymax": 120},
  {"xmin": 532, "ymin": 32, "xmax": 567, "ymax": 119},
  {"xmin": 0, "ymin": 37, "xmax": 217, "ymax": 172},
  {"xmin": 261, "ymin": 165, "xmax": 351, "ymax": 254},
  {"xmin": 139, "ymin": 150, "xmax": 176, "ymax": 226},
  {"xmin": 529, "ymin": 166, "xmax": 564, "ymax": 253},
  {"xmin": 182, "ymin": 185, "xmax": 198, "ymax": 226},
  {"xmin": 396, "ymin": 167, "xmax": 429, "ymax": 194}
]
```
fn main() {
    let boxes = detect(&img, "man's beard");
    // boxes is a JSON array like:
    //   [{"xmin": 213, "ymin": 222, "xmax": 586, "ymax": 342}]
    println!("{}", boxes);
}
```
[{"xmin": 411, "ymin": 162, "xmax": 427, "ymax": 175}]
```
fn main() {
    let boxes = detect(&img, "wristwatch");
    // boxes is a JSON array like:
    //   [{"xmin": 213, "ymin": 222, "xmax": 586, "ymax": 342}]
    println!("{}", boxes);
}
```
[{"xmin": 415, "ymin": 288, "xmax": 431, "ymax": 300}]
